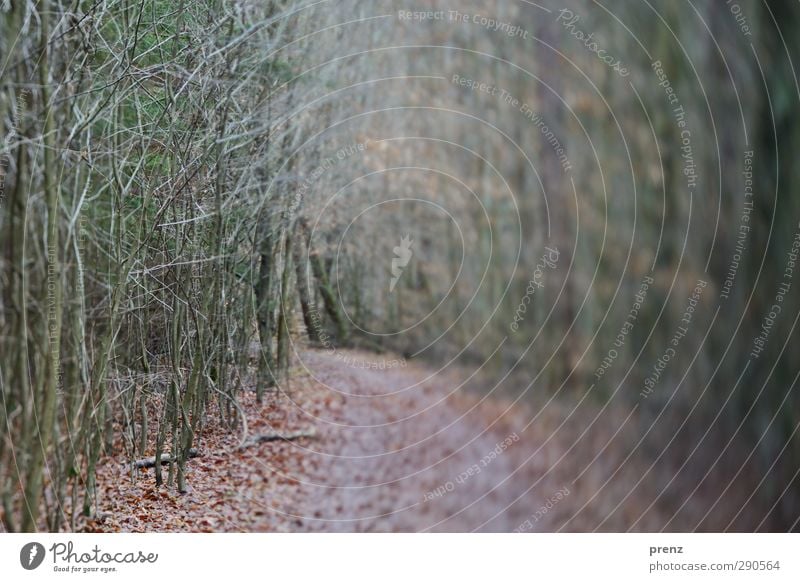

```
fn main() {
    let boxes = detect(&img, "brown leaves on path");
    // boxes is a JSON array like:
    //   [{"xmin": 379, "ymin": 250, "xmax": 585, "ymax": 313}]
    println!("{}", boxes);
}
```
[{"xmin": 89, "ymin": 348, "xmax": 758, "ymax": 532}]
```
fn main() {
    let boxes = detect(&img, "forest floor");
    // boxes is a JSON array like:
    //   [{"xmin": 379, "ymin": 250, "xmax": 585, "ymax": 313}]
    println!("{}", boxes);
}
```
[{"xmin": 87, "ymin": 347, "xmax": 754, "ymax": 532}]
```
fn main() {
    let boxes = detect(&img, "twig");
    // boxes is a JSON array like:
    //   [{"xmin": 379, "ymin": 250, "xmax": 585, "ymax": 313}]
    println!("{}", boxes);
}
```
[
  {"xmin": 238, "ymin": 428, "xmax": 317, "ymax": 450},
  {"xmin": 132, "ymin": 448, "xmax": 199, "ymax": 469}
]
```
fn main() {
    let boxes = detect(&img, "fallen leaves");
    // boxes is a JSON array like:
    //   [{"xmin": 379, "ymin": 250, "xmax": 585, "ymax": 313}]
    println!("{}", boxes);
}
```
[
  {"xmin": 84, "ymin": 348, "xmax": 758, "ymax": 533},
  {"xmin": 88, "ymin": 378, "xmax": 327, "ymax": 532}
]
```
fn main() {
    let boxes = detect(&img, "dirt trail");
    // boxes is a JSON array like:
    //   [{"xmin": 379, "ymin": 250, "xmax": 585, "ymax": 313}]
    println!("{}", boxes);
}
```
[
  {"xmin": 274, "ymin": 349, "xmax": 661, "ymax": 532},
  {"xmin": 95, "ymin": 348, "xmax": 739, "ymax": 532},
  {"xmin": 289, "ymin": 349, "xmax": 535, "ymax": 532}
]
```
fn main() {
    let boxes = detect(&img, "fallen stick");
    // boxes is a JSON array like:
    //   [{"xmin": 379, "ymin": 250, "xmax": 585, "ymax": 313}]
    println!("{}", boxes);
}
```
[
  {"xmin": 239, "ymin": 428, "xmax": 317, "ymax": 449},
  {"xmin": 133, "ymin": 448, "xmax": 200, "ymax": 469}
]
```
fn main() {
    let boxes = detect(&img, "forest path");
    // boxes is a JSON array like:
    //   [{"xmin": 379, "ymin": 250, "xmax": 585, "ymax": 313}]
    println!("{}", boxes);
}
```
[
  {"xmin": 93, "ymin": 348, "xmax": 676, "ymax": 532},
  {"xmin": 272, "ymin": 348, "xmax": 643, "ymax": 532},
  {"xmin": 285, "ymin": 348, "xmax": 536, "ymax": 532}
]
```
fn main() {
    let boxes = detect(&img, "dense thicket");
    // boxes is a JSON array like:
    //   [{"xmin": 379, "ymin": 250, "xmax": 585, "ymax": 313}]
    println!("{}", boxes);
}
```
[{"xmin": 0, "ymin": 0, "xmax": 324, "ymax": 531}]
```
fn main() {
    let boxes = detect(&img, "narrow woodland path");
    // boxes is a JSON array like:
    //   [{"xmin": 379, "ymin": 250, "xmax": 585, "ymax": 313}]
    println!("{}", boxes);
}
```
[
  {"xmin": 92, "ymin": 348, "xmax": 745, "ymax": 532},
  {"xmin": 288, "ymin": 349, "xmax": 534, "ymax": 532},
  {"xmin": 280, "ymin": 349, "xmax": 689, "ymax": 532}
]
